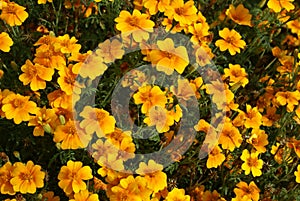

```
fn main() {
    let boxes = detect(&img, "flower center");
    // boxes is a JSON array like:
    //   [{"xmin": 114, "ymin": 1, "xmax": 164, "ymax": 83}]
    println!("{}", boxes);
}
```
[
  {"xmin": 247, "ymin": 158, "xmax": 258, "ymax": 167},
  {"xmin": 13, "ymin": 99, "xmax": 25, "ymax": 108},
  {"xmin": 20, "ymin": 172, "xmax": 32, "ymax": 181}
]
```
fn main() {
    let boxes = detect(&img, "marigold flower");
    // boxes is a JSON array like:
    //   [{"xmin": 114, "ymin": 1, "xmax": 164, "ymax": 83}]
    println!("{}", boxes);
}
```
[
  {"xmin": 10, "ymin": 161, "xmax": 45, "ymax": 194},
  {"xmin": 0, "ymin": 162, "xmax": 15, "ymax": 195},
  {"xmin": 218, "ymin": 122, "xmax": 242, "ymax": 151},
  {"xmin": 115, "ymin": 9, "xmax": 155, "ymax": 42},
  {"xmin": 241, "ymin": 149, "xmax": 263, "ymax": 177},
  {"xmin": 0, "ymin": 89, "xmax": 14, "ymax": 118},
  {"xmin": 58, "ymin": 64, "xmax": 83, "ymax": 95},
  {"xmin": 262, "ymin": 107, "xmax": 280, "ymax": 127},
  {"xmin": 34, "ymin": 47, "xmax": 66, "ymax": 70},
  {"xmin": 287, "ymin": 19, "xmax": 300, "ymax": 36},
  {"xmin": 165, "ymin": 187, "xmax": 190, "ymax": 201},
  {"xmin": 0, "ymin": 2, "xmax": 28, "ymax": 26},
  {"xmin": 79, "ymin": 106, "xmax": 116, "ymax": 137},
  {"xmin": 110, "ymin": 175, "xmax": 152, "ymax": 201},
  {"xmin": 133, "ymin": 85, "xmax": 167, "ymax": 114},
  {"xmin": 41, "ymin": 191, "xmax": 60, "ymax": 201},
  {"xmin": 207, "ymin": 145, "xmax": 225, "ymax": 168},
  {"xmin": 188, "ymin": 22, "xmax": 210, "ymax": 45},
  {"xmin": 37, "ymin": 0, "xmax": 52, "ymax": 4},
  {"xmin": 58, "ymin": 161, "xmax": 93, "ymax": 194},
  {"xmin": 2, "ymin": 93, "xmax": 37, "ymax": 124},
  {"xmin": 0, "ymin": 32, "xmax": 13, "ymax": 52},
  {"xmin": 143, "ymin": 0, "xmax": 171, "ymax": 15},
  {"xmin": 232, "ymin": 181, "xmax": 260, "ymax": 201},
  {"xmin": 267, "ymin": 0, "xmax": 295, "ymax": 12},
  {"xmin": 47, "ymin": 89, "xmax": 72, "ymax": 110},
  {"xmin": 271, "ymin": 142, "xmax": 292, "ymax": 164},
  {"xmin": 247, "ymin": 129, "xmax": 269, "ymax": 154},
  {"xmin": 275, "ymin": 91, "xmax": 300, "ymax": 112},
  {"xmin": 69, "ymin": 190, "xmax": 99, "ymax": 201},
  {"xmin": 215, "ymin": 28, "xmax": 246, "ymax": 55},
  {"xmin": 136, "ymin": 160, "xmax": 167, "ymax": 193},
  {"xmin": 54, "ymin": 120, "xmax": 91, "ymax": 149},
  {"xmin": 28, "ymin": 107, "xmax": 58, "ymax": 136},
  {"xmin": 288, "ymin": 137, "xmax": 300, "ymax": 158},
  {"xmin": 96, "ymin": 39, "xmax": 124, "ymax": 63},
  {"xmin": 54, "ymin": 34, "xmax": 81, "ymax": 54},
  {"xmin": 19, "ymin": 60, "xmax": 54, "ymax": 91},
  {"xmin": 164, "ymin": 0, "xmax": 198, "ymax": 26},
  {"xmin": 226, "ymin": 4, "xmax": 252, "ymax": 26},
  {"xmin": 223, "ymin": 64, "xmax": 248, "ymax": 88},
  {"xmin": 149, "ymin": 38, "xmax": 189, "ymax": 75},
  {"xmin": 295, "ymin": 165, "xmax": 300, "ymax": 183},
  {"xmin": 205, "ymin": 80, "xmax": 227, "ymax": 109},
  {"xmin": 244, "ymin": 105, "xmax": 262, "ymax": 129}
]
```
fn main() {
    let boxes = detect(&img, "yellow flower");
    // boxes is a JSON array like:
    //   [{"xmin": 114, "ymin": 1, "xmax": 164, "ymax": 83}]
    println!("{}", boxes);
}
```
[
  {"xmin": 207, "ymin": 145, "xmax": 225, "ymax": 169},
  {"xmin": 53, "ymin": 120, "xmax": 92, "ymax": 149},
  {"xmin": 143, "ymin": 0, "xmax": 171, "ymax": 15},
  {"xmin": 110, "ymin": 175, "xmax": 152, "ymax": 201},
  {"xmin": 241, "ymin": 149, "xmax": 263, "ymax": 177},
  {"xmin": 247, "ymin": 129, "xmax": 269, "ymax": 154},
  {"xmin": 28, "ymin": 107, "xmax": 58, "ymax": 136},
  {"xmin": 294, "ymin": 165, "xmax": 300, "ymax": 183},
  {"xmin": 271, "ymin": 142, "xmax": 292, "ymax": 164},
  {"xmin": 223, "ymin": 64, "xmax": 248, "ymax": 88},
  {"xmin": 165, "ymin": 188, "xmax": 190, "ymax": 201},
  {"xmin": 215, "ymin": 28, "xmax": 246, "ymax": 55},
  {"xmin": 287, "ymin": 19, "xmax": 300, "ymax": 36},
  {"xmin": 96, "ymin": 39, "xmax": 124, "ymax": 63},
  {"xmin": 232, "ymin": 181, "xmax": 260, "ymax": 201},
  {"xmin": 226, "ymin": 4, "xmax": 252, "ymax": 26},
  {"xmin": 0, "ymin": 32, "xmax": 13, "ymax": 52},
  {"xmin": 19, "ymin": 60, "xmax": 54, "ymax": 91},
  {"xmin": 0, "ymin": 162, "xmax": 15, "ymax": 195},
  {"xmin": 2, "ymin": 93, "xmax": 37, "ymax": 124},
  {"xmin": 275, "ymin": 91, "xmax": 300, "ymax": 112},
  {"xmin": 133, "ymin": 85, "xmax": 167, "ymax": 114},
  {"xmin": 244, "ymin": 105, "xmax": 262, "ymax": 129},
  {"xmin": 0, "ymin": 2, "xmax": 28, "ymax": 26},
  {"xmin": 57, "ymin": 65, "xmax": 82, "ymax": 96},
  {"xmin": 267, "ymin": 0, "xmax": 295, "ymax": 12},
  {"xmin": 188, "ymin": 22, "xmax": 210, "ymax": 45},
  {"xmin": 0, "ymin": 89, "xmax": 14, "ymax": 118},
  {"xmin": 69, "ymin": 190, "xmax": 99, "ymax": 201},
  {"xmin": 79, "ymin": 106, "xmax": 116, "ymax": 137},
  {"xmin": 58, "ymin": 161, "xmax": 93, "ymax": 194},
  {"xmin": 218, "ymin": 122, "xmax": 242, "ymax": 151},
  {"xmin": 37, "ymin": 0, "xmax": 52, "ymax": 4},
  {"xmin": 144, "ymin": 105, "xmax": 174, "ymax": 133},
  {"xmin": 54, "ymin": 34, "xmax": 81, "ymax": 54},
  {"xmin": 136, "ymin": 160, "xmax": 167, "ymax": 193},
  {"xmin": 164, "ymin": 0, "xmax": 198, "ymax": 26},
  {"xmin": 149, "ymin": 38, "xmax": 189, "ymax": 75},
  {"xmin": 115, "ymin": 9, "xmax": 155, "ymax": 42},
  {"xmin": 10, "ymin": 161, "xmax": 45, "ymax": 194}
]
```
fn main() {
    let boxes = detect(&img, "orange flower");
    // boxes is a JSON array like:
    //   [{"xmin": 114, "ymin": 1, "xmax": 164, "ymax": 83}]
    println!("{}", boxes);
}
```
[
  {"xmin": 244, "ymin": 105, "xmax": 262, "ymax": 129},
  {"xmin": 144, "ymin": 105, "xmax": 174, "ymax": 133},
  {"xmin": 262, "ymin": 107, "xmax": 280, "ymax": 127},
  {"xmin": 149, "ymin": 38, "xmax": 189, "ymax": 75},
  {"xmin": 267, "ymin": 0, "xmax": 295, "ymax": 12},
  {"xmin": 47, "ymin": 89, "xmax": 72, "ymax": 110},
  {"xmin": 79, "ymin": 106, "xmax": 116, "ymax": 137},
  {"xmin": 54, "ymin": 120, "xmax": 91, "ymax": 149},
  {"xmin": 57, "ymin": 64, "xmax": 82, "ymax": 95},
  {"xmin": 232, "ymin": 181, "xmax": 260, "ymax": 201},
  {"xmin": 0, "ymin": 2, "xmax": 28, "ymax": 26},
  {"xmin": 165, "ymin": 188, "xmax": 190, "ymax": 201},
  {"xmin": 0, "ymin": 89, "xmax": 14, "ymax": 118},
  {"xmin": 10, "ymin": 161, "xmax": 45, "ymax": 194},
  {"xmin": 0, "ymin": 162, "xmax": 15, "ymax": 195},
  {"xmin": 41, "ymin": 191, "xmax": 60, "ymax": 201},
  {"xmin": 2, "ymin": 93, "xmax": 37, "ymax": 124},
  {"xmin": 19, "ymin": 60, "xmax": 54, "ymax": 91},
  {"xmin": 223, "ymin": 64, "xmax": 248, "ymax": 88},
  {"xmin": 69, "ymin": 190, "xmax": 99, "ymax": 201},
  {"xmin": 136, "ymin": 160, "xmax": 167, "ymax": 193},
  {"xmin": 133, "ymin": 85, "xmax": 167, "ymax": 114},
  {"xmin": 215, "ymin": 28, "xmax": 246, "ymax": 55},
  {"xmin": 96, "ymin": 39, "xmax": 125, "ymax": 63},
  {"xmin": 295, "ymin": 165, "xmax": 300, "ymax": 183},
  {"xmin": 58, "ymin": 161, "xmax": 93, "ymax": 194},
  {"xmin": 287, "ymin": 19, "xmax": 300, "ymax": 36},
  {"xmin": 115, "ymin": 9, "xmax": 155, "ymax": 42},
  {"xmin": 275, "ymin": 91, "xmax": 300, "ymax": 112},
  {"xmin": 164, "ymin": 0, "xmax": 198, "ymax": 26},
  {"xmin": 0, "ymin": 32, "xmax": 13, "ymax": 52},
  {"xmin": 54, "ymin": 34, "xmax": 81, "ymax": 54},
  {"xmin": 143, "ymin": 0, "xmax": 171, "ymax": 15},
  {"xmin": 218, "ymin": 122, "xmax": 242, "ymax": 151},
  {"xmin": 28, "ymin": 107, "xmax": 58, "ymax": 136},
  {"xmin": 226, "ymin": 4, "xmax": 252, "ymax": 26},
  {"xmin": 241, "ymin": 149, "xmax": 263, "ymax": 177},
  {"xmin": 207, "ymin": 145, "xmax": 225, "ymax": 168},
  {"xmin": 188, "ymin": 22, "xmax": 210, "ymax": 45},
  {"xmin": 247, "ymin": 129, "xmax": 269, "ymax": 154}
]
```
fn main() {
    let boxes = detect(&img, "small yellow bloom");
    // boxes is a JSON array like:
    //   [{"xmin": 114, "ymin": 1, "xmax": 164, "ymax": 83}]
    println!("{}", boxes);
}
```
[
  {"xmin": 267, "ymin": 0, "xmax": 295, "ymax": 12},
  {"xmin": 69, "ymin": 190, "xmax": 99, "ymax": 201},
  {"xmin": 165, "ymin": 187, "xmax": 190, "ymax": 201},
  {"xmin": 233, "ymin": 181, "xmax": 260, "ymax": 201},
  {"xmin": 247, "ymin": 129, "xmax": 269, "ymax": 154},
  {"xmin": 0, "ymin": 162, "xmax": 15, "ymax": 195},
  {"xmin": 0, "ymin": 2, "xmax": 28, "ymax": 26},
  {"xmin": 295, "ymin": 165, "xmax": 300, "ymax": 183},
  {"xmin": 96, "ymin": 39, "xmax": 124, "ymax": 63},
  {"xmin": 10, "ymin": 161, "xmax": 45, "ymax": 194},
  {"xmin": 215, "ymin": 28, "xmax": 246, "ymax": 55},
  {"xmin": 0, "ymin": 32, "xmax": 13, "ymax": 52},
  {"xmin": 223, "ymin": 64, "xmax": 248, "ymax": 88},
  {"xmin": 275, "ymin": 91, "xmax": 300, "ymax": 112},
  {"xmin": 226, "ymin": 4, "xmax": 252, "ymax": 26},
  {"xmin": 241, "ymin": 149, "xmax": 263, "ymax": 177},
  {"xmin": 244, "ymin": 105, "xmax": 262, "ymax": 129},
  {"xmin": 207, "ymin": 145, "xmax": 225, "ymax": 169},
  {"xmin": 218, "ymin": 122, "xmax": 242, "ymax": 151}
]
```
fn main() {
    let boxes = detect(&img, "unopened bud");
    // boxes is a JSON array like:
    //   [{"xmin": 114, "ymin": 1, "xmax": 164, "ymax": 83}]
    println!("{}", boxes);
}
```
[
  {"xmin": 43, "ymin": 123, "xmax": 52, "ymax": 133},
  {"xmin": 59, "ymin": 115, "xmax": 66, "ymax": 125}
]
